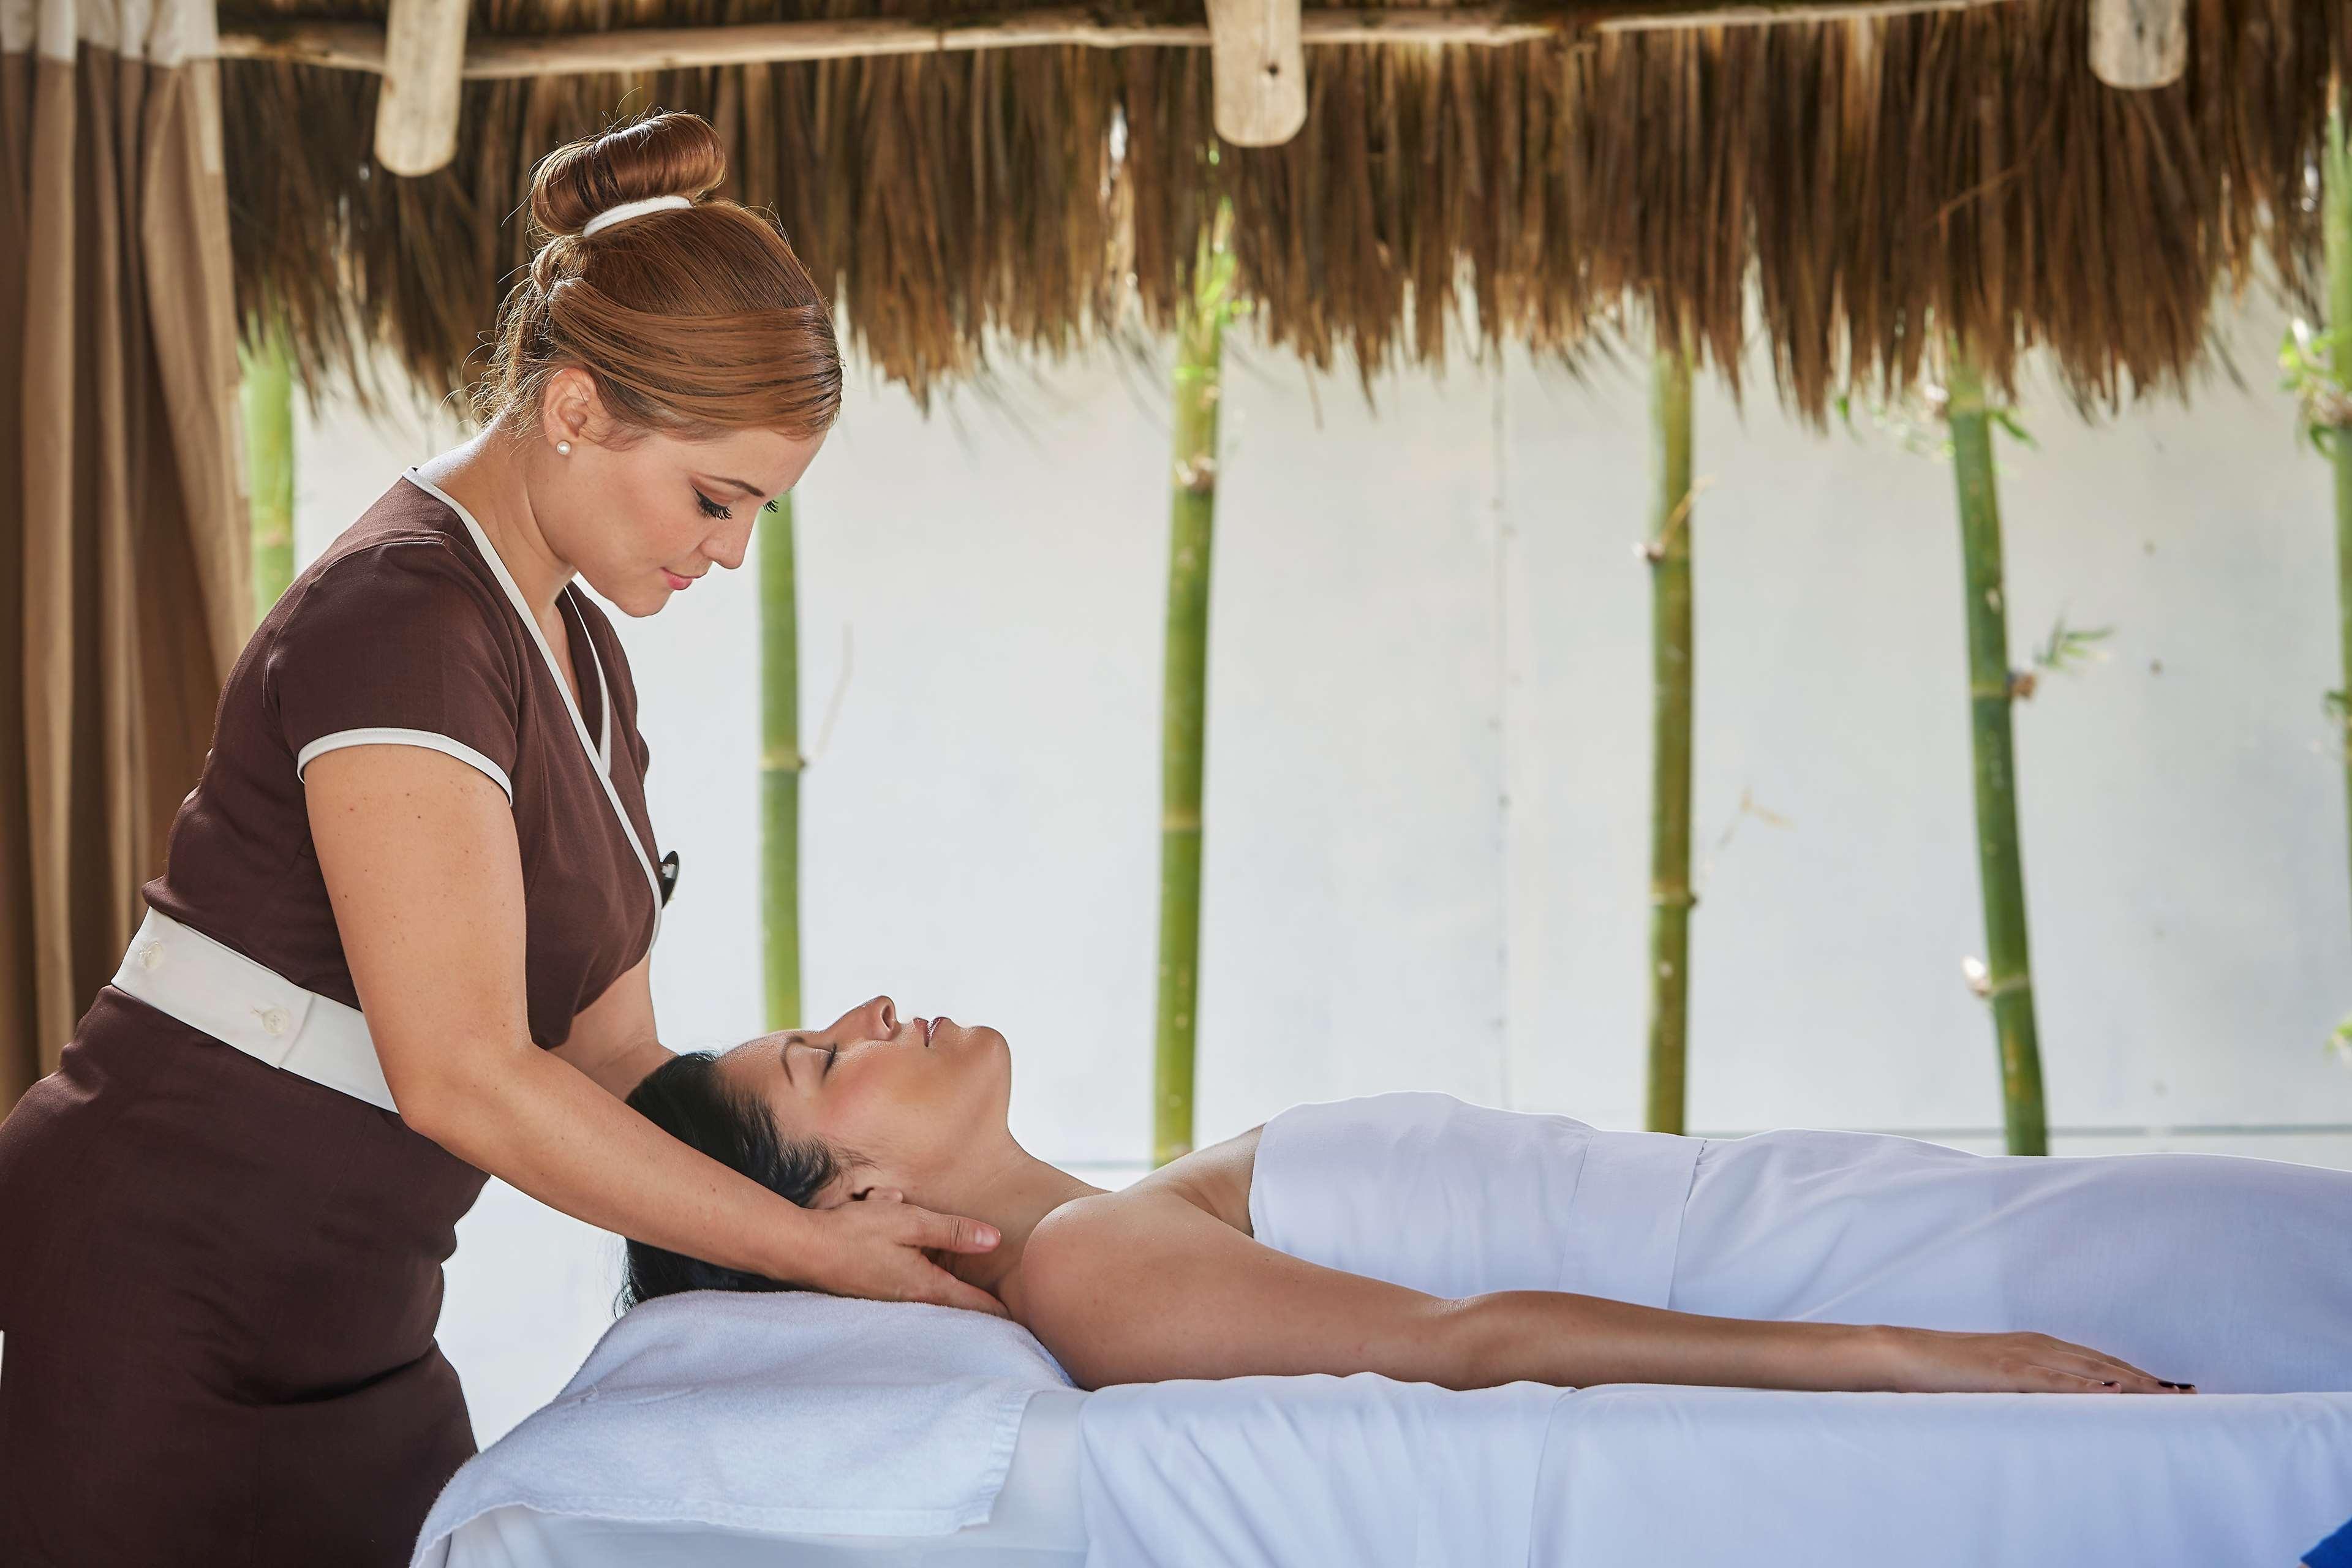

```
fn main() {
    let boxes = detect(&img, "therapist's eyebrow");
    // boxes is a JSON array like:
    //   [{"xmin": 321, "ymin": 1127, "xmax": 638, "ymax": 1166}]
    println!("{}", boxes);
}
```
[{"xmin": 705, "ymin": 474, "xmax": 764, "ymax": 497}]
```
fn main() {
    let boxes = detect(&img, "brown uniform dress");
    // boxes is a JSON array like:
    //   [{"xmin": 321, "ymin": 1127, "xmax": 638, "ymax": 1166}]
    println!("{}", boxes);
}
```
[{"xmin": 0, "ymin": 473, "xmax": 665, "ymax": 1566}]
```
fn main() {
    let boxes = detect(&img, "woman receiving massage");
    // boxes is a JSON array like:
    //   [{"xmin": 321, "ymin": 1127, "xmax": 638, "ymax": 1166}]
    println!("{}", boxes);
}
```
[{"xmin": 624, "ymin": 997, "xmax": 2351, "ymax": 1397}]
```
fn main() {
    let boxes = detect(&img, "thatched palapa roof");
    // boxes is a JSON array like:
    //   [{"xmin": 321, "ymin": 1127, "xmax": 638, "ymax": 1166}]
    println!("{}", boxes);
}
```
[{"xmin": 221, "ymin": 0, "xmax": 2352, "ymax": 418}]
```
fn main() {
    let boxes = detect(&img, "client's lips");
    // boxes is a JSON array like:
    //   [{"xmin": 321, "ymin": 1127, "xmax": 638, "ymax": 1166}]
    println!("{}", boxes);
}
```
[{"xmin": 660, "ymin": 568, "xmax": 693, "ymax": 591}]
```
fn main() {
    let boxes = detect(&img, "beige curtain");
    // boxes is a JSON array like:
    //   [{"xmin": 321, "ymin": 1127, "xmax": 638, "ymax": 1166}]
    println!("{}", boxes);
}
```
[{"xmin": 2, "ymin": 0, "xmax": 249, "ymax": 1113}]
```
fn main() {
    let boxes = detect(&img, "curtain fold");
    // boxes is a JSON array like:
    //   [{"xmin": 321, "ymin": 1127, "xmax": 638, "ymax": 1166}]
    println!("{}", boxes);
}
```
[{"xmin": 2, "ymin": 0, "xmax": 249, "ymax": 1114}]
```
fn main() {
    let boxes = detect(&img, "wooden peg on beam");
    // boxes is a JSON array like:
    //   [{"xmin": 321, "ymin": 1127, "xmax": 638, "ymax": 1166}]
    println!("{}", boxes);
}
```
[
  {"xmin": 1205, "ymin": 0, "xmax": 1306, "ymax": 147},
  {"xmin": 2088, "ymin": 0, "xmax": 2186, "ymax": 91},
  {"xmin": 374, "ymin": 0, "xmax": 472, "ymax": 175}
]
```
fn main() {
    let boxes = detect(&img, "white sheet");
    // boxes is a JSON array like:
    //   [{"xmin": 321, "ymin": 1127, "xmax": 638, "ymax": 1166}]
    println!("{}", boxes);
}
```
[
  {"xmin": 1669, "ymin": 1123, "xmax": 2352, "ymax": 1393},
  {"xmin": 1250, "ymin": 1092, "xmax": 1698, "ymax": 1308},
  {"xmin": 409, "ymin": 1291, "xmax": 1072, "ymax": 1568},
  {"xmin": 1076, "ymin": 1374, "xmax": 2352, "ymax": 1568},
  {"xmin": 1251, "ymin": 1092, "xmax": 2352, "ymax": 1393}
]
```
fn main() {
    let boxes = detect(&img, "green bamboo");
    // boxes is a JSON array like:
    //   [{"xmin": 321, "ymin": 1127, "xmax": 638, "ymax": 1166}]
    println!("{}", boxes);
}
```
[
  {"xmin": 762, "ymin": 497, "xmax": 804, "ymax": 1031},
  {"xmin": 241, "ymin": 324, "xmax": 296, "ymax": 619},
  {"xmin": 1644, "ymin": 341, "xmax": 1697, "ymax": 1136},
  {"xmin": 1945, "ymin": 351, "xmax": 2049, "ymax": 1156},
  {"xmin": 1153, "ymin": 206, "xmax": 1238, "ymax": 1169},
  {"xmin": 2326, "ymin": 100, "xmax": 2352, "ymax": 935}
]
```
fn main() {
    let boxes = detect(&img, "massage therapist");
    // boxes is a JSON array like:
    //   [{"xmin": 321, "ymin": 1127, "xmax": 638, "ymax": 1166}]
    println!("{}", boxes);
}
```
[{"xmin": 0, "ymin": 112, "xmax": 1001, "ymax": 1567}]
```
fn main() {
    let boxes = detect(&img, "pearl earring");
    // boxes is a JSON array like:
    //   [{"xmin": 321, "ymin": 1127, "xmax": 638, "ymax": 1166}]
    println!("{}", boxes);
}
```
[{"xmin": 557, "ymin": 440, "xmax": 573, "ymax": 456}]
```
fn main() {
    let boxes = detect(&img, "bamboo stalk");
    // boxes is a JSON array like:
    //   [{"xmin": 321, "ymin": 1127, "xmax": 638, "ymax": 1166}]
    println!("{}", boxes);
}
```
[
  {"xmin": 213, "ymin": 0, "xmax": 2018, "ymax": 78},
  {"xmin": 1153, "ymin": 202, "xmax": 1237, "ymax": 1170},
  {"xmin": 763, "ymin": 497, "xmax": 804, "ymax": 1031},
  {"xmin": 1644, "ymin": 341, "xmax": 1696, "ymax": 1136},
  {"xmin": 2327, "ymin": 100, "xmax": 2352, "ymax": 948},
  {"xmin": 241, "ymin": 324, "xmax": 296, "ymax": 620},
  {"xmin": 1946, "ymin": 350, "xmax": 2049, "ymax": 1156}
]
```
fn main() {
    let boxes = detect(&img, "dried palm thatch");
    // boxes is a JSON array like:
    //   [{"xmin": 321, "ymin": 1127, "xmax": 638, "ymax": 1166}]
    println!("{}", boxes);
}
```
[{"xmin": 221, "ymin": 0, "xmax": 2352, "ymax": 420}]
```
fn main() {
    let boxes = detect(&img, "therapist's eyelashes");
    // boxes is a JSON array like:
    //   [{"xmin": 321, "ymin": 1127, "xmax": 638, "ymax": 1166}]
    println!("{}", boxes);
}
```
[{"xmin": 694, "ymin": 489, "xmax": 786, "ymax": 521}]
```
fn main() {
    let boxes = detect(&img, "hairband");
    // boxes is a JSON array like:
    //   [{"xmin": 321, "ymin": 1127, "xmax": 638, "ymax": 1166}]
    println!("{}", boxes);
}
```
[{"xmin": 581, "ymin": 194, "xmax": 692, "ymax": 236}]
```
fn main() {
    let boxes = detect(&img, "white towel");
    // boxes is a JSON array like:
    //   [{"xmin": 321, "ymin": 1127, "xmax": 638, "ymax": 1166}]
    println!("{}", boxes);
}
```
[
  {"xmin": 409, "ymin": 1289, "xmax": 1072, "ymax": 1567},
  {"xmin": 1248, "ymin": 1090, "xmax": 1700, "ymax": 1307}
]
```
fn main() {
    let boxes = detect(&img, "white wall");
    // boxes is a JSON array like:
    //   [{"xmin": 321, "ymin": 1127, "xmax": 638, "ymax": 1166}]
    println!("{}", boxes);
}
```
[{"xmin": 292, "ymin": 299, "xmax": 2352, "ymax": 1444}]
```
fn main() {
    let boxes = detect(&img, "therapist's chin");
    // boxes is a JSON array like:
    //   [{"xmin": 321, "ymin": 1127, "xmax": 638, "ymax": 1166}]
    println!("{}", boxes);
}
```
[{"xmin": 587, "ymin": 571, "xmax": 676, "ymax": 618}]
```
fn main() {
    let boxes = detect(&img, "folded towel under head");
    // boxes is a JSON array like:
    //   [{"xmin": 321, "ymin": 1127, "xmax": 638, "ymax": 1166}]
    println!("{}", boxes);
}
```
[{"xmin": 409, "ymin": 1289, "xmax": 1072, "ymax": 1566}]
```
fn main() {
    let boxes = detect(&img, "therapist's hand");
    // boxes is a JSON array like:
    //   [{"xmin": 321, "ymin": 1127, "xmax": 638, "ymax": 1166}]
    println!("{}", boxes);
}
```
[{"xmin": 804, "ymin": 1189, "xmax": 1009, "ymax": 1317}]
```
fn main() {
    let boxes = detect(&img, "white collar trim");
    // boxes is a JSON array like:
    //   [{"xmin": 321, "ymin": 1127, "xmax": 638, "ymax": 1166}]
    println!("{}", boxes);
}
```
[{"xmin": 401, "ymin": 469, "xmax": 663, "ymax": 952}]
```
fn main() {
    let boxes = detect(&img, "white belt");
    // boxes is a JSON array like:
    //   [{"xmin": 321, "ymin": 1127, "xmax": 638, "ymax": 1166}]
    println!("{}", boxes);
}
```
[{"xmin": 111, "ymin": 908, "xmax": 401, "ymax": 1114}]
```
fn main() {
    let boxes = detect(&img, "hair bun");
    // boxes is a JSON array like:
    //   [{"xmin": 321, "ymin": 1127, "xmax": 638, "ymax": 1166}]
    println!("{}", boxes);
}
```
[{"xmin": 529, "ymin": 111, "xmax": 728, "ymax": 238}]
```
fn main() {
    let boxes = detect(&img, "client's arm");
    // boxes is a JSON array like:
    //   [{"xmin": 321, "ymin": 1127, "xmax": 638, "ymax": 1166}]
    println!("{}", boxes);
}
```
[{"xmin": 1018, "ymin": 1190, "xmax": 2176, "ymax": 1395}]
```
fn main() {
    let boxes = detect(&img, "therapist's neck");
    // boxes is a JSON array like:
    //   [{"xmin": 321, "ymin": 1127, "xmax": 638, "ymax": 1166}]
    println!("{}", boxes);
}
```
[
  {"xmin": 899, "ymin": 1141, "xmax": 1103, "ymax": 1308},
  {"xmin": 415, "ymin": 428, "xmax": 576, "ymax": 617}
]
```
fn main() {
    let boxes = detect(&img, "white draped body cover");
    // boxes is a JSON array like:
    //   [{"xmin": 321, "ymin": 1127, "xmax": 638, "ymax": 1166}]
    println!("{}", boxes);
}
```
[{"xmin": 1246, "ymin": 1091, "xmax": 2352, "ymax": 1394}]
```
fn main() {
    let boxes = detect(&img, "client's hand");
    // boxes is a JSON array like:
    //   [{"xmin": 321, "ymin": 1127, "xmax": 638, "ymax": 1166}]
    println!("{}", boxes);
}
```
[
  {"xmin": 1875, "ymin": 1325, "xmax": 2193, "ymax": 1394},
  {"xmin": 806, "ymin": 1189, "xmax": 1009, "ymax": 1317}
]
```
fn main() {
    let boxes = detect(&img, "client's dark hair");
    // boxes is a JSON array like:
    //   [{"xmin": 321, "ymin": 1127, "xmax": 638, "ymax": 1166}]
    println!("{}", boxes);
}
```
[{"xmin": 620, "ymin": 1050, "xmax": 840, "ymax": 1308}]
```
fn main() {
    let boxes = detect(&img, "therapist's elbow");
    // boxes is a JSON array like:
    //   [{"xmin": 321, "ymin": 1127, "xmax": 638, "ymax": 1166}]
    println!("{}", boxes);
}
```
[
  {"xmin": 385, "ymin": 1071, "xmax": 467, "ymax": 1148},
  {"xmin": 382, "ymin": 1041, "xmax": 526, "ymax": 1153}
]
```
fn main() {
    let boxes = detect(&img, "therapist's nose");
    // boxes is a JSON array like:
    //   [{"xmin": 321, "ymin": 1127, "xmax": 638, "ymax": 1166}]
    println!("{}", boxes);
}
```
[{"xmin": 704, "ymin": 513, "xmax": 752, "ymax": 571}]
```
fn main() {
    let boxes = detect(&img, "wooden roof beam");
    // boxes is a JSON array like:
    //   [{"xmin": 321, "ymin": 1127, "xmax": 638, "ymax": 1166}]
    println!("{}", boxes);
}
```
[
  {"xmin": 1207, "ymin": 0, "xmax": 1306, "ymax": 146},
  {"xmin": 2088, "ymin": 0, "xmax": 2186, "ymax": 89},
  {"xmin": 374, "ymin": 0, "xmax": 470, "ymax": 173},
  {"xmin": 216, "ymin": 0, "xmax": 2023, "ymax": 83}
]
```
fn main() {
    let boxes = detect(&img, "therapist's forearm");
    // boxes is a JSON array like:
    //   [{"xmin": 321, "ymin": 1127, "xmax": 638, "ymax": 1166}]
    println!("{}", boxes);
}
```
[{"xmin": 406, "ymin": 1041, "xmax": 819, "ymax": 1286}]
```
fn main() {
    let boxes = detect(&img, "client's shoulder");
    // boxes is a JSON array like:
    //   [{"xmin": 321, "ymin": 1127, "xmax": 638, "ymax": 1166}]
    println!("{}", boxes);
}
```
[
  {"xmin": 1018, "ymin": 1128, "xmax": 1269, "ymax": 1332},
  {"xmin": 1014, "ymin": 1185, "xmax": 1259, "ymax": 1390},
  {"xmin": 1022, "ymin": 1186, "xmax": 1188, "ymax": 1286}
]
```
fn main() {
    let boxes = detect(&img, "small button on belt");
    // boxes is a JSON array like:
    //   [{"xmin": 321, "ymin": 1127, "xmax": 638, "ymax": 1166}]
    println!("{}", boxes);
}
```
[
  {"xmin": 257, "ymin": 1006, "xmax": 290, "ymax": 1037},
  {"xmin": 137, "ymin": 942, "xmax": 164, "ymax": 971}
]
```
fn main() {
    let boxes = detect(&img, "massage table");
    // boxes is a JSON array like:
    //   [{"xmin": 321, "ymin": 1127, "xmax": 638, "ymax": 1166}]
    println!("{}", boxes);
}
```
[
  {"xmin": 420, "ymin": 1361, "xmax": 2352, "ymax": 1567},
  {"xmin": 422, "ymin": 1097, "xmax": 2352, "ymax": 1565}
]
